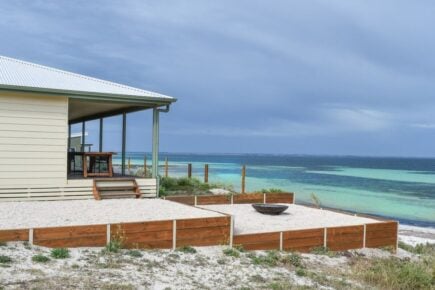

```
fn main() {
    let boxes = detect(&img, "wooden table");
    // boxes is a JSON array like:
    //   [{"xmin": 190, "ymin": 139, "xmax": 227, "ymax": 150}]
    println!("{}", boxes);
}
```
[{"xmin": 83, "ymin": 152, "xmax": 116, "ymax": 178}]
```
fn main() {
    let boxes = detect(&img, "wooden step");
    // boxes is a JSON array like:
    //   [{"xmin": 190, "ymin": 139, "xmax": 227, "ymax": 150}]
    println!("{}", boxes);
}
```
[
  {"xmin": 100, "ymin": 194, "xmax": 138, "ymax": 199},
  {"xmin": 99, "ymin": 192, "xmax": 139, "ymax": 199},
  {"xmin": 97, "ymin": 186, "xmax": 136, "ymax": 191},
  {"xmin": 95, "ymin": 181, "xmax": 136, "ymax": 187},
  {"xmin": 93, "ymin": 179, "xmax": 141, "ymax": 200},
  {"xmin": 99, "ymin": 191, "xmax": 138, "ymax": 196},
  {"xmin": 94, "ymin": 178, "xmax": 136, "ymax": 181}
]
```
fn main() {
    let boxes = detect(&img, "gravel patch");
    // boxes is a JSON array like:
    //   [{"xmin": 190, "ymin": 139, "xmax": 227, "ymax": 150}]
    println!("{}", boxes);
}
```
[
  {"xmin": 0, "ymin": 199, "xmax": 224, "ymax": 230},
  {"xmin": 200, "ymin": 204, "xmax": 380, "ymax": 234}
]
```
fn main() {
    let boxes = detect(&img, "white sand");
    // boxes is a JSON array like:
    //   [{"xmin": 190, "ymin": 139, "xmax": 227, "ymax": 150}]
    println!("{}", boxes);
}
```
[
  {"xmin": 399, "ymin": 225, "xmax": 435, "ymax": 246},
  {"xmin": 0, "ymin": 199, "xmax": 224, "ymax": 230},
  {"xmin": 0, "ymin": 243, "xmax": 316, "ymax": 289},
  {"xmin": 0, "ymin": 241, "xmax": 424, "ymax": 289},
  {"xmin": 200, "ymin": 204, "xmax": 380, "ymax": 234}
]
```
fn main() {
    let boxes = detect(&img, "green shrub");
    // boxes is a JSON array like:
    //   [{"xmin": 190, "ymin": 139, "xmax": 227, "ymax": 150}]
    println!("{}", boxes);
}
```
[
  {"xmin": 217, "ymin": 258, "xmax": 226, "ymax": 265},
  {"xmin": 50, "ymin": 248, "xmax": 70, "ymax": 259},
  {"xmin": 310, "ymin": 193, "xmax": 321, "ymax": 208},
  {"xmin": 134, "ymin": 166, "xmax": 152, "ymax": 178},
  {"xmin": 127, "ymin": 250, "xmax": 143, "ymax": 258},
  {"xmin": 398, "ymin": 241, "xmax": 435, "ymax": 255},
  {"xmin": 281, "ymin": 253, "xmax": 303, "ymax": 268},
  {"xmin": 160, "ymin": 177, "xmax": 178, "ymax": 190},
  {"xmin": 105, "ymin": 240, "xmax": 122, "ymax": 253},
  {"xmin": 413, "ymin": 243, "xmax": 435, "ymax": 255},
  {"xmin": 268, "ymin": 281, "xmax": 301, "ymax": 290},
  {"xmin": 248, "ymin": 251, "xmax": 280, "ymax": 266},
  {"xmin": 32, "ymin": 254, "xmax": 50, "ymax": 263},
  {"xmin": 176, "ymin": 245, "xmax": 197, "ymax": 254},
  {"xmin": 23, "ymin": 241, "xmax": 31, "ymax": 250},
  {"xmin": 159, "ymin": 176, "xmax": 233, "ymax": 195},
  {"xmin": 310, "ymin": 246, "xmax": 336, "ymax": 257},
  {"xmin": 0, "ymin": 242, "xmax": 6, "ymax": 247},
  {"xmin": 159, "ymin": 186, "xmax": 167, "ymax": 196},
  {"xmin": 258, "ymin": 188, "xmax": 285, "ymax": 193},
  {"xmin": 295, "ymin": 268, "xmax": 306, "ymax": 276},
  {"xmin": 177, "ymin": 177, "xmax": 195, "ymax": 187},
  {"xmin": 249, "ymin": 274, "xmax": 266, "ymax": 283},
  {"xmin": 223, "ymin": 248, "xmax": 240, "ymax": 258},
  {"xmin": 0, "ymin": 255, "xmax": 12, "ymax": 264}
]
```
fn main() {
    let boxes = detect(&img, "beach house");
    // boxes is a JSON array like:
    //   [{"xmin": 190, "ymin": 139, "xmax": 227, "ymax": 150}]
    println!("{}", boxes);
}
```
[
  {"xmin": 0, "ymin": 56, "xmax": 176, "ymax": 201},
  {"xmin": 0, "ymin": 56, "xmax": 399, "ymax": 254}
]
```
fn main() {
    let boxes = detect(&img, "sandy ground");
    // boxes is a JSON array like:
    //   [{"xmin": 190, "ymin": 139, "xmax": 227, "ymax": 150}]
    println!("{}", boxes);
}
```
[
  {"xmin": 0, "ymin": 199, "xmax": 223, "ymax": 230},
  {"xmin": 0, "ymin": 241, "xmax": 428, "ymax": 290},
  {"xmin": 0, "ymin": 199, "xmax": 432, "ymax": 289},
  {"xmin": 399, "ymin": 224, "xmax": 435, "ymax": 246},
  {"xmin": 200, "ymin": 204, "xmax": 380, "ymax": 234},
  {"xmin": 0, "ymin": 242, "xmax": 314, "ymax": 290}
]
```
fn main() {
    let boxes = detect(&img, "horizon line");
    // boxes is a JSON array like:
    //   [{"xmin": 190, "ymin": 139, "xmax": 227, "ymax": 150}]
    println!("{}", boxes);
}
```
[{"xmin": 116, "ymin": 151, "xmax": 435, "ymax": 160}]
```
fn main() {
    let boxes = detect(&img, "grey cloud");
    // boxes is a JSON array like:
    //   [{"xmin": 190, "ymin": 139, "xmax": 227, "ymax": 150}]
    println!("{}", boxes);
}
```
[{"xmin": 1, "ymin": 0, "xmax": 435, "ymax": 156}]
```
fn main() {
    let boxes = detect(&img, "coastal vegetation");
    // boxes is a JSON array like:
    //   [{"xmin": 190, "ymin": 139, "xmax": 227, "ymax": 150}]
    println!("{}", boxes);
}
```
[
  {"xmin": 31, "ymin": 254, "xmax": 50, "ymax": 263},
  {"xmin": 132, "ymin": 166, "xmax": 152, "ymax": 178},
  {"xmin": 0, "ymin": 241, "xmax": 433, "ymax": 289},
  {"xmin": 310, "ymin": 193, "xmax": 321, "ymax": 208},
  {"xmin": 50, "ymin": 248, "xmax": 70, "ymax": 259},
  {"xmin": 0, "ymin": 255, "xmax": 12, "ymax": 264},
  {"xmin": 158, "ymin": 176, "xmax": 293, "ymax": 196},
  {"xmin": 159, "ymin": 176, "xmax": 233, "ymax": 196},
  {"xmin": 256, "ymin": 188, "xmax": 286, "ymax": 193},
  {"xmin": 223, "ymin": 247, "xmax": 241, "ymax": 258},
  {"xmin": 351, "ymin": 255, "xmax": 433, "ymax": 289},
  {"xmin": 105, "ymin": 240, "xmax": 123, "ymax": 254},
  {"xmin": 176, "ymin": 245, "xmax": 197, "ymax": 254}
]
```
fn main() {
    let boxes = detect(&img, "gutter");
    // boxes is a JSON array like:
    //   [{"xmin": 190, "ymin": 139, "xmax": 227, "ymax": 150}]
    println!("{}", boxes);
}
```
[
  {"xmin": 0, "ymin": 84, "xmax": 177, "ymax": 105},
  {"xmin": 155, "ymin": 104, "xmax": 171, "ymax": 113}
]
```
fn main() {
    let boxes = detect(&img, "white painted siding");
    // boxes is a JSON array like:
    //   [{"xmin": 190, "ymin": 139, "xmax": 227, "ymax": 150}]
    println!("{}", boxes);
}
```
[
  {"xmin": 0, "ymin": 178, "xmax": 157, "ymax": 201},
  {"xmin": 136, "ymin": 178, "xmax": 158, "ymax": 198},
  {"xmin": 0, "ymin": 92, "xmax": 68, "ymax": 186},
  {"xmin": 0, "ymin": 179, "xmax": 93, "ymax": 201}
]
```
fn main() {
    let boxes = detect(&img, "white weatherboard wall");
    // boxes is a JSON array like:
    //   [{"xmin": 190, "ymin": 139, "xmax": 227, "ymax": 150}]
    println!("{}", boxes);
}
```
[
  {"xmin": 0, "ymin": 91, "xmax": 158, "ymax": 201},
  {"xmin": 0, "ymin": 92, "xmax": 68, "ymax": 187}
]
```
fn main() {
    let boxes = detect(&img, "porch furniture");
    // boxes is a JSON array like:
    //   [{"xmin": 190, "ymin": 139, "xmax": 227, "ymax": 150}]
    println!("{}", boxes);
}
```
[
  {"xmin": 83, "ymin": 152, "xmax": 116, "ymax": 178},
  {"xmin": 68, "ymin": 151, "xmax": 84, "ymax": 174}
]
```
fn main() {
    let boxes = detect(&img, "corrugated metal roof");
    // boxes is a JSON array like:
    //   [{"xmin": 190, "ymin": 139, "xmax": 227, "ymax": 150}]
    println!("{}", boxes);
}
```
[{"xmin": 0, "ymin": 55, "xmax": 175, "ymax": 102}]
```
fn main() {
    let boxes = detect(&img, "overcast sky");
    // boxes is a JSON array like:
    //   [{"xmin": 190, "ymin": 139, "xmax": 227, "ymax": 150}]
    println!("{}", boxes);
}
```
[{"xmin": 1, "ymin": 1, "xmax": 435, "ymax": 156}]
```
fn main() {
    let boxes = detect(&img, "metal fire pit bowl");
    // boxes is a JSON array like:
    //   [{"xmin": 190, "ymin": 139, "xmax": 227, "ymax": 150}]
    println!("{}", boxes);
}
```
[{"xmin": 252, "ymin": 203, "xmax": 288, "ymax": 215}]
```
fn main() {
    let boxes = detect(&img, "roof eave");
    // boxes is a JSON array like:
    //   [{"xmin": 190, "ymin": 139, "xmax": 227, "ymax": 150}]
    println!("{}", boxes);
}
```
[{"xmin": 0, "ymin": 84, "xmax": 177, "ymax": 106}]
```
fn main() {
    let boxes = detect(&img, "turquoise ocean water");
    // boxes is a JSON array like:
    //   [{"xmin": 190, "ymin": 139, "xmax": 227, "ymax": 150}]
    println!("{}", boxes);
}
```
[{"xmin": 115, "ymin": 153, "xmax": 435, "ymax": 228}]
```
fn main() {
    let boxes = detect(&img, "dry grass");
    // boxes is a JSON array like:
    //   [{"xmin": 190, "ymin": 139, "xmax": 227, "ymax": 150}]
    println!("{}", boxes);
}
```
[
  {"xmin": 350, "ymin": 243, "xmax": 434, "ymax": 290},
  {"xmin": 310, "ymin": 193, "xmax": 321, "ymax": 208}
]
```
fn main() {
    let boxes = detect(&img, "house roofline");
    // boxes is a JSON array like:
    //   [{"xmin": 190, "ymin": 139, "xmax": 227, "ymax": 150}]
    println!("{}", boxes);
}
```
[{"xmin": 0, "ymin": 84, "xmax": 177, "ymax": 105}]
